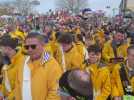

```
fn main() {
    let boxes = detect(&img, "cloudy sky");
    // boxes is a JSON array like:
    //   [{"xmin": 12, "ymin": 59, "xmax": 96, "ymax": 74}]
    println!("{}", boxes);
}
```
[
  {"xmin": 0, "ymin": 0, "xmax": 122, "ymax": 15},
  {"xmin": 36, "ymin": 0, "xmax": 121, "ymax": 16}
]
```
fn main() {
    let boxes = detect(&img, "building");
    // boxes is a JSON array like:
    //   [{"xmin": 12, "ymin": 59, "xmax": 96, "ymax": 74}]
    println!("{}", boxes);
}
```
[{"xmin": 120, "ymin": 0, "xmax": 134, "ymax": 17}]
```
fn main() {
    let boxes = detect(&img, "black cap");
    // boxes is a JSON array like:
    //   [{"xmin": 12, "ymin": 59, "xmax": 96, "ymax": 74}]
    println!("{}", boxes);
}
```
[
  {"xmin": 0, "ymin": 35, "xmax": 19, "ymax": 49},
  {"xmin": 59, "ymin": 69, "xmax": 93, "ymax": 100}
]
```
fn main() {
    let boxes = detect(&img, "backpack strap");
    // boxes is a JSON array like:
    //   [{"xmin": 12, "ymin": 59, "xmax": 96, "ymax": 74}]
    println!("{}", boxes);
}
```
[
  {"xmin": 119, "ymin": 63, "xmax": 134, "ymax": 95},
  {"xmin": 111, "ymin": 41, "xmax": 118, "ymax": 58}
]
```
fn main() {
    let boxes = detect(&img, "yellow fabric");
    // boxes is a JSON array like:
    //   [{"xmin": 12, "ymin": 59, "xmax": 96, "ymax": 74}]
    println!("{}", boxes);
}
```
[
  {"xmin": 15, "ymin": 55, "xmax": 62, "ymax": 100},
  {"xmin": 10, "ymin": 30, "xmax": 27, "ymax": 40},
  {"xmin": 86, "ymin": 64, "xmax": 111, "ymax": 100},
  {"xmin": 75, "ymin": 28, "xmax": 81, "ymax": 34},
  {"xmin": 46, "ymin": 41, "xmax": 60, "ymax": 57},
  {"xmin": 49, "ymin": 31, "xmax": 56, "ymax": 42},
  {"xmin": 21, "ymin": 45, "xmax": 27, "ymax": 55},
  {"xmin": 75, "ymin": 41, "xmax": 86, "ymax": 61},
  {"xmin": 44, "ymin": 43, "xmax": 54, "ymax": 56},
  {"xmin": 102, "ymin": 41, "xmax": 128, "ymax": 62},
  {"xmin": 111, "ymin": 64, "xmax": 124, "ymax": 97},
  {"xmin": 2, "ymin": 50, "xmax": 24, "ymax": 100},
  {"xmin": 96, "ymin": 29, "xmax": 105, "ymax": 39},
  {"xmin": 111, "ymin": 64, "xmax": 134, "ymax": 97},
  {"xmin": 55, "ymin": 44, "xmax": 84, "ymax": 71}
]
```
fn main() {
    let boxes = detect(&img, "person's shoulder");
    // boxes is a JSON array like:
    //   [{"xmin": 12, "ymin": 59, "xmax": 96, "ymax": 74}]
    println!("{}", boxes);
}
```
[
  {"xmin": 104, "ymin": 40, "xmax": 112, "ymax": 46},
  {"xmin": 41, "ymin": 52, "xmax": 52, "ymax": 64},
  {"xmin": 98, "ymin": 62, "xmax": 110, "ymax": 72},
  {"xmin": 42, "ymin": 52, "xmax": 62, "ymax": 75},
  {"xmin": 99, "ymin": 65, "xmax": 109, "ymax": 73},
  {"xmin": 42, "ymin": 52, "xmax": 61, "ymax": 69},
  {"xmin": 112, "ymin": 63, "xmax": 122, "ymax": 72}
]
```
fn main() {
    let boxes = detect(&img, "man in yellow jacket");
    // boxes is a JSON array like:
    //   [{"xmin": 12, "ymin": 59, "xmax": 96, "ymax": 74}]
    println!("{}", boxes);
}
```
[
  {"xmin": 102, "ymin": 30, "xmax": 128, "ymax": 63},
  {"xmin": 55, "ymin": 33, "xmax": 84, "ymax": 72},
  {"xmin": 111, "ymin": 46, "xmax": 134, "ymax": 99},
  {"xmin": 86, "ymin": 45, "xmax": 111, "ymax": 100},
  {"xmin": 0, "ymin": 35, "xmax": 23, "ymax": 100},
  {"xmin": 15, "ymin": 33, "xmax": 62, "ymax": 100}
]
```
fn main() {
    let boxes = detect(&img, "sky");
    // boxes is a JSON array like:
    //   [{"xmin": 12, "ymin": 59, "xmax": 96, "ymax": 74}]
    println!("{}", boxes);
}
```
[
  {"xmin": 0, "ymin": 0, "xmax": 122, "ymax": 16},
  {"xmin": 89, "ymin": 0, "xmax": 121, "ymax": 16},
  {"xmin": 36, "ymin": 0, "xmax": 121, "ymax": 16}
]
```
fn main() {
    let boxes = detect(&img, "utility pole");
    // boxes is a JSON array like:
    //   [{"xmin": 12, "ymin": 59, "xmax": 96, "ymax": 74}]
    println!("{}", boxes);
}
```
[{"xmin": 123, "ymin": 0, "xmax": 127, "ymax": 16}]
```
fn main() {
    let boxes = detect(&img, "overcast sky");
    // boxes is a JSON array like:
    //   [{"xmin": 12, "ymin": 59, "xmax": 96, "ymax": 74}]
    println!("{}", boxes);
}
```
[
  {"xmin": 36, "ymin": 0, "xmax": 121, "ymax": 16},
  {"xmin": 0, "ymin": 0, "xmax": 122, "ymax": 16}
]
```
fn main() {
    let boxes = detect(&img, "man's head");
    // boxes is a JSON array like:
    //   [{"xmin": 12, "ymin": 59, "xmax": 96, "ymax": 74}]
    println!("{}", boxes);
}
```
[
  {"xmin": 24, "ymin": 33, "xmax": 44, "ymax": 60},
  {"xmin": 43, "ymin": 25, "xmax": 52, "ymax": 35},
  {"xmin": 58, "ymin": 33, "xmax": 73, "ymax": 52},
  {"xmin": 0, "ymin": 35, "xmax": 19, "ymax": 58},
  {"xmin": 113, "ymin": 30, "xmax": 125, "ymax": 45},
  {"xmin": 87, "ymin": 45, "xmax": 102, "ymax": 64},
  {"xmin": 59, "ymin": 69, "xmax": 93, "ymax": 100},
  {"xmin": 127, "ymin": 46, "xmax": 134, "ymax": 67}
]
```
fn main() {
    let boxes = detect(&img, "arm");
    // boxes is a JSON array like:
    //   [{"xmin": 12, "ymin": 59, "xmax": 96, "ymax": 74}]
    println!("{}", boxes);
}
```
[
  {"xmin": 46, "ymin": 59, "xmax": 62, "ymax": 100},
  {"xmin": 102, "ymin": 44, "xmax": 111, "ymax": 62},
  {"xmin": 111, "ymin": 65, "xmax": 124, "ymax": 97},
  {"xmin": 96, "ymin": 69, "xmax": 111, "ymax": 100},
  {"xmin": 14, "ymin": 70, "xmax": 21, "ymax": 100},
  {"xmin": 72, "ymin": 52, "xmax": 85, "ymax": 70}
]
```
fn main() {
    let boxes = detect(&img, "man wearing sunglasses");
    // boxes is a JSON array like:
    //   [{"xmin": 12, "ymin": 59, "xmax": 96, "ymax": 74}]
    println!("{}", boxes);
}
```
[
  {"xmin": 15, "ymin": 33, "xmax": 62, "ymax": 100},
  {"xmin": 0, "ymin": 35, "xmax": 23, "ymax": 100}
]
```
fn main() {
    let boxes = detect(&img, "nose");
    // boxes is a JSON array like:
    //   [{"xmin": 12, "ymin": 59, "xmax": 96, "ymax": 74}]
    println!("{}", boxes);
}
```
[{"xmin": 27, "ymin": 47, "xmax": 33, "ymax": 52}]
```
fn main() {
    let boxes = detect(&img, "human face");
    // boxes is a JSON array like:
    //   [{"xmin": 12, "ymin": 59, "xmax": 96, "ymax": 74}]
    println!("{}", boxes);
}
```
[
  {"xmin": 88, "ymin": 52, "xmax": 100, "ymax": 64},
  {"xmin": 127, "ymin": 49, "xmax": 134, "ymax": 68},
  {"xmin": 24, "ymin": 38, "xmax": 44, "ymax": 60},
  {"xmin": 44, "ymin": 26, "xmax": 51, "ymax": 34},
  {"xmin": 114, "ymin": 32, "xmax": 125, "ymax": 44},
  {"xmin": 1, "ymin": 46, "xmax": 13, "ymax": 57},
  {"xmin": 61, "ymin": 43, "xmax": 72, "ymax": 52}
]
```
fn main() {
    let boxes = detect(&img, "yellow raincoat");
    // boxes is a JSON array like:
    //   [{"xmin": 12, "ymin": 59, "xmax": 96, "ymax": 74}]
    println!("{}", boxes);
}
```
[
  {"xmin": 15, "ymin": 53, "xmax": 62, "ymax": 100},
  {"xmin": 111, "ymin": 63, "xmax": 134, "ymax": 97},
  {"xmin": 2, "ymin": 50, "xmax": 24, "ymax": 100},
  {"xmin": 102, "ymin": 41, "xmax": 128, "ymax": 63},
  {"xmin": 55, "ymin": 44, "xmax": 84, "ymax": 71},
  {"xmin": 86, "ymin": 64, "xmax": 111, "ymax": 100},
  {"xmin": 75, "ymin": 41, "xmax": 88, "ymax": 61}
]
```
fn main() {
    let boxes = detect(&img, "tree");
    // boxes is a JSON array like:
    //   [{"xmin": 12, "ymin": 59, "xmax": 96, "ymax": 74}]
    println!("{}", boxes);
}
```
[
  {"xmin": 0, "ymin": 0, "xmax": 37, "ymax": 15},
  {"xmin": 14, "ymin": 0, "xmax": 34, "ymax": 15},
  {"xmin": 56, "ymin": 0, "xmax": 89, "ymax": 14},
  {"xmin": 0, "ymin": 2, "xmax": 14, "ymax": 15}
]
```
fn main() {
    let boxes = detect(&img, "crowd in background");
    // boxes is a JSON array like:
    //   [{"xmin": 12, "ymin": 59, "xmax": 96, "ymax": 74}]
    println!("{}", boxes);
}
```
[{"xmin": 0, "ymin": 8, "xmax": 134, "ymax": 100}]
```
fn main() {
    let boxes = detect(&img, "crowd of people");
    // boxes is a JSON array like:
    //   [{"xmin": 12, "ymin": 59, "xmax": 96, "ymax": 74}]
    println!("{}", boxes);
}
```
[{"xmin": 0, "ymin": 8, "xmax": 134, "ymax": 100}]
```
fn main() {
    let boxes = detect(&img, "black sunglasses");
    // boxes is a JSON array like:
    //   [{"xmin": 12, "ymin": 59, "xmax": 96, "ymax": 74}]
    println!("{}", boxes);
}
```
[{"xmin": 24, "ymin": 45, "xmax": 37, "ymax": 50}]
